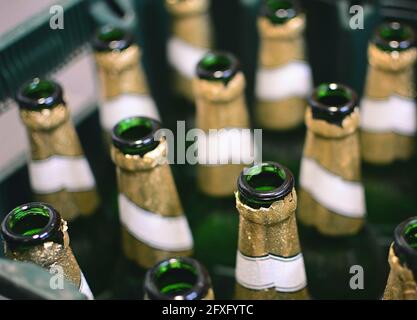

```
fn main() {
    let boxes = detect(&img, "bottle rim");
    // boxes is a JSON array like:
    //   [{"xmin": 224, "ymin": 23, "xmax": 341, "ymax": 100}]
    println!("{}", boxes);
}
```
[
  {"xmin": 16, "ymin": 78, "xmax": 64, "ymax": 110},
  {"xmin": 196, "ymin": 51, "xmax": 240, "ymax": 84},
  {"xmin": 308, "ymin": 83, "xmax": 357, "ymax": 124},
  {"xmin": 394, "ymin": 217, "xmax": 417, "ymax": 272},
  {"xmin": 260, "ymin": 0, "xmax": 300, "ymax": 24},
  {"xmin": 144, "ymin": 257, "xmax": 211, "ymax": 300},
  {"xmin": 238, "ymin": 161, "xmax": 294, "ymax": 209},
  {"xmin": 92, "ymin": 25, "xmax": 133, "ymax": 52},
  {"xmin": 1, "ymin": 202, "xmax": 63, "ymax": 247},
  {"xmin": 111, "ymin": 116, "xmax": 162, "ymax": 156},
  {"xmin": 373, "ymin": 21, "xmax": 415, "ymax": 52}
]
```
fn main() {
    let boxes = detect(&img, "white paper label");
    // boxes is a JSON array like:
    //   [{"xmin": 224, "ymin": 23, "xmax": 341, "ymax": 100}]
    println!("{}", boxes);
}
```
[
  {"xmin": 167, "ymin": 37, "xmax": 207, "ymax": 80},
  {"xmin": 28, "ymin": 156, "xmax": 95, "ymax": 194},
  {"xmin": 235, "ymin": 251, "xmax": 307, "ymax": 292},
  {"xmin": 196, "ymin": 128, "xmax": 258, "ymax": 165},
  {"xmin": 360, "ymin": 95, "xmax": 416, "ymax": 136},
  {"xmin": 255, "ymin": 61, "xmax": 313, "ymax": 101},
  {"xmin": 100, "ymin": 94, "xmax": 160, "ymax": 132},
  {"xmin": 79, "ymin": 271, "xmax": 94, "ymax": 300},
  {"xmin": 118, "ymin": 193, "xmax": 193, "ymax": 251},
  {"xmin": 299, "ymin": 157, "xmax": 366, "ymax": 218}
]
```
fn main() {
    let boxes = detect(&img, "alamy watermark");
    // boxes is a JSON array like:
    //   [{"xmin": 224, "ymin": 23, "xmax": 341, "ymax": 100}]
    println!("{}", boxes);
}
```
[{"xmin": 50, "ymin": 5, "xmax": 64, "ymax": 30}]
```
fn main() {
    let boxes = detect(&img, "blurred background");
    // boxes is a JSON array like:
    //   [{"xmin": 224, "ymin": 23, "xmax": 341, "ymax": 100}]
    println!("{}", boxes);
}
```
[{"xmin": 0, "ymin": 0, "xmax": 416, "ymax": 299}]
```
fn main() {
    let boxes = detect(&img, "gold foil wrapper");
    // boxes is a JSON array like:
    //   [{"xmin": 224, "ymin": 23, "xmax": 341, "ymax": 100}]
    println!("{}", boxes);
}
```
[
  {"xmin": 298, "ymin": 108, "xmax": 364, "ymax": 236},
  {"xmin": 256, "ymin": 15, "xmax": 308, "ymax": 130},
  {"xmin": 234, "ymin": 189, "xmax": 309, "ymax": 300},
  {"xmin": 193, "ymin": 72, "xmax": 250, "ymax": 197},
  {"xmin": 20, "ymin": 105, "xmax": 99, "ymax": 220},
  {"xmin": 94, "ymin": 45, "xmax": 149, "ymax": 100},
  {"xmin": 111, "ymin": 140, "xmax": 192, "ymax": 269},
  {"xmin": 361, "ymin": 44, "xmax": 417, "ymax": 164},
  {"xmin": 4, "ymin": 220, "xmax": 83, "ymax": 289},
  {"xmin": 166, "ymin": 0, "xmax": 212, "ymax": 100},
  {"xmin": 383, "ymin": 245, "xmax": 417, "ymax": 300}
]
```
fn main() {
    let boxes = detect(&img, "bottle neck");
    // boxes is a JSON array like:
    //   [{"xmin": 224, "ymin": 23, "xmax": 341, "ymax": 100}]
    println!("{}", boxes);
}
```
[
  {"xmin": 16, "ymin": 78, "xmax": 64, "ymax": 111},
  {"xmin": 144, "ymin": 257, "xmax": 212, "ymax": 300},
  {"xmin": 393, "ymin": 217, "xmax": 417, "ymax": 279}
]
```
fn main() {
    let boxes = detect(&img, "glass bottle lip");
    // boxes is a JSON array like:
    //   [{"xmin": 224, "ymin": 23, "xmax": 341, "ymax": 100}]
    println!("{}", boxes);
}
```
[
  {"xmin": 373, "ymin": 21, "xmax": 415, "ymax": 52},
  {"xmin": 111, "ymin": 116, "xmax": 162, "ymax": 156},
  {"xmin": 1, "ymin": 202, "xmax": 63, "ymax": 248},
  {"xmin": 393, "ymin": 217, "xmax": 417, "ymax": 272},
  {"xmin": 196, "ymin": 51, "xmax": 240, "ymax": 84},
  {"xmin": 260, "ymin": 0, "xmax": 300, "ymax": 24},
  {"xmin": 92, "ymin": 25, "xmax": 133, "ymax": 52},
  {"xmin": 308, "ymin": 83, "xmax": 357, "ymax": 124},
  {"xmin": 144, "ymin": 257, "xmax": 211, "ymax": 300},
  {"xmin": 16, "ymin": 78, "xmax": 64, "ymax": 110},
  {"xmin": 238, "ymin": 161, "xmax": 294, "ymax": 209}
]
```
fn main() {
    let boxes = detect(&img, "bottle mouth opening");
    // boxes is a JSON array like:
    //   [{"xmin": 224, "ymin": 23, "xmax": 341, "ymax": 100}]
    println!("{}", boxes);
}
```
[
  {"xmin": 112, "ymin": 117, "xmax": 162, "ymax": 156},
  {"xmin": 93, "ymin": 26, "xmax": 133, "ymax": 52},
  {"xmin": 309, "ymin": 83, "xmax": 357, "ymax": 123},
  {"xmin": 238, "ymin": 162, "xmax": 294, "ymax": 209},
  {"xmin": 196, "ymin": 51, "xmax": 239, "ymax": 84},
  {"xmin": 394, "ymin": 217, "xmax": 417, "ymax": 275},
  {"xmin": 1, "ymin": 202, "xmax": 62, "ymax": 247},
  {"xmin": 16, "ymin": 78, "xmax": 63, "ymax": 110},
  {"xmin": 145, "ymin": 257, "xmax": 210, "ymax": 300},
  {"xmin": 261, "ymin": 0, "xmax": 298, "ymax": 24},
  {"xmin": 373, "ymin": 21, "xmax": 415, "ymax": 52}
]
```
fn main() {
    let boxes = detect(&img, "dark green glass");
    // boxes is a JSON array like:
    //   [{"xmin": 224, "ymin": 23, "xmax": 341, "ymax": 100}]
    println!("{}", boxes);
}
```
[
  {"xmin": 309, "ymin": 83, "xmax": 357, "ymax": 125},
  {"xmin": 16, "ymin": 78, "xmax": 64, "ymax": 110},
  {"xmin": 111, "ymin": 116, "xmax": 162, "ymax": 156},
  {"xmin": 144, "ymin": 257, "xmax": 212, "ymax": 300},
  {"xmin": 393, "ymin": 217, "xmax": 417, "ymax": 279},
  {"xmin": 197, "ymin": 51, "xmax": 239, "ymax": 85},
  {"xmin": 238, "ymin": 162, "xmax": 294, "ymax": 209},
  {"xmin": 261, "ymin": 0, "xmax": 298, "ymax": 25},
  {"xmin": 373, "ymin": 22, "xmax": 415, "ymax": 52},
  {"xmin": 92, "ymin": 25, "xmax": 133, "ymax": 52},
  {"xmin": 1, "ymin": 202, "xmax": 64, "ymax": 251}
]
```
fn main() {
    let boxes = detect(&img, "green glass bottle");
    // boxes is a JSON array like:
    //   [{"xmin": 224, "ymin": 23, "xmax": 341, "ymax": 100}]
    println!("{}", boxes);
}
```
[
  {"xmin": 15, "ymin": 78, "xmax": 100, "ymax": 221},
  {"xmin": 0, "ymin": 202, "xmax": 94, "ymax": 299},
  {"xmin": 384, "ymin": 217, "xmax": 417, "ymax": 300},
  {"xmin": 235, "ymin": 162, "xmax": 309, "ymax": 299},
  {"xmin": 144, "ymin": 257, "xmax": 214, "ymax": 300}
]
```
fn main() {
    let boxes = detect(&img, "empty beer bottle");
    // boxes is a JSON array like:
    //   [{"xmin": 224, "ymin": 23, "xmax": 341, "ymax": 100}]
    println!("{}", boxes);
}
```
[
  {"xmin": 255, "ymin": 0, "xmax": 312, "ymax": 130},
  {"xmin": 193, "ymin": 51, "xmax": 253, "ymax": 197},
  {"xmin": 111, "ymin": 116, "xmax": 193, "ymax": 269},
  {"xmin": 360, "ymin": 21, "xmax": 416, "ymax": 164},
  {"xmin": 298, "ymin": 83, "xmax": 366, "ymax": 236},
  {"xmin": 16, "ymin": 78, "xmax": 99, "ymax": 221},
  {"xmin": 0, "ymin": 202, "xmax": 93, "ymax": 299},
  {"xmin": 166, "ymin": 0, "xmax": 213, "ymax": 101},
  {"xmin": 93, "ymin": 26, "xmax": 160, "ymax": 149},
  {"xmin": 384, "ymin": 216, "xmax": 417, "ymax": 300},
  {"xmin": 235, "ymin": 162, "xmax": 308, "ymax": 299},
  {"xmin": 144, "ymin": 257, "xmax": 214, "ymax": 300}
]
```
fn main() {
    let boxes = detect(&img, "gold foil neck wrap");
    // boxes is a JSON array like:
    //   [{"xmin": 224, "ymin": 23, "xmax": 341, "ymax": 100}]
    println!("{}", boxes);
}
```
[
  {"xmin": 112, "ymin": 140, "xmax": 192, "ymax": 268},
  {"xmin": 94, "ymin": 45, "xmax": 149, "ymax": 99},
  {"xmin": 384, "ymin": 245, "xmax": 417, "ymax": 300},
  {"xmin": 4, "ymin": 220, "xmax": 82, "ymax": 288},
  {"xmin": 235, "ymin": 189, "xmax": 309, "ymax": 299},
  {"xmin": 20, "ymin": 104, "xmax": 99, "ymax": 220},
  {"xmin": 166, "ymin": 0, "xmax": 211, "ymax": 48},
  {"xmin": 257, "ymin": 15, "xmax": 306, "ymax": 67}
]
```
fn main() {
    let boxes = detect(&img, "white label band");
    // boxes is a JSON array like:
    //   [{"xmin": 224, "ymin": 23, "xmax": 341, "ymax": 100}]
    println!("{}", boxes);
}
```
[
  {"xmin": 255, "ymin": 61, "xmax": 313, "ymax": 101},
  {"xmin": 100, "ymin": 94, "xmax": 160, "ymax": 132},
  {"xmin": 118, "ymin": 193, "xmax": 193, "ymax": 251},
  {"xmin": 28, "ymin": 156, "xmax": 95, "ymax": 194},
  {"xmin": 235, "ymin": 251, "xmax": 307, "ymax": 292},
  {"xmin": 299, "ymin": 157, "xmax": 366, "ymax": 218},
  {"xmin": 360, "ymin": 95, "xmax": 416, "ymax": 136},
  {"xmin": 168, "ymin": 37, "xmax": 207, "ymax": 80},
  {"xmin": 196, "ymin": 128, "xmax": 258, "ymax": 165},
  {"xmin": 79, "ymin": 271, "xmax": 94, "ymax": 300}
]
